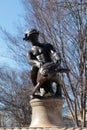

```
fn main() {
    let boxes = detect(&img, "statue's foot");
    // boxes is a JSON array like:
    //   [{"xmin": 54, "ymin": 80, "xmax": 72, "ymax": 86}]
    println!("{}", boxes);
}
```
[
  {"xmin": 30, "ymin": 95, "xmax": 34, "ymax": 99},
  {"xmin": 30, "ymin": 94, "xmax": 44, "ymax": 99}
]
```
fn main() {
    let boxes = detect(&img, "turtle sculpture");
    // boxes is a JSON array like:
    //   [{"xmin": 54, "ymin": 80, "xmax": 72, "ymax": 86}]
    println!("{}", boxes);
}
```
[{"xmin": 32, "ymin": 62, "xmax": 69, "ymax": 98}]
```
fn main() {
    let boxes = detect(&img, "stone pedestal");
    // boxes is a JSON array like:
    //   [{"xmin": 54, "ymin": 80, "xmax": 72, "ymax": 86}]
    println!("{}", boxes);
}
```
[{"xmin": 29, "ymin": 97, "xmax": 64, "ymax": 128}]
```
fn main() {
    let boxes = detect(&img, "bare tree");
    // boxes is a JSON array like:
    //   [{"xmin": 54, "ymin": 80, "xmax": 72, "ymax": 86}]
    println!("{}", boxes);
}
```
[
  {"xmin": 0, "ymin": 67, "xmax": 32, "ymax": 127},
  {"xmin": 22, "ymin": 0, "xmax": 87, "ymax": 127},
  {"xmin": 0, "ymin": 0, "xmax": 87, "ymax": 127}
]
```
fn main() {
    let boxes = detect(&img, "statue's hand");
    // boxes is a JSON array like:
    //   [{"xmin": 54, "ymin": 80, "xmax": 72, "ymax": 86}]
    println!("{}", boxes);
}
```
[
  {"xmin": 35, "ymin": 61, "xmax": 43, "ymax": 68},
  {"xmin": 29, "ymin": 60, "xmax": 41, "ymax": 68},
  {"xmin": 55, "ymin": 60, "xmax": 61, "ymax": 68}
]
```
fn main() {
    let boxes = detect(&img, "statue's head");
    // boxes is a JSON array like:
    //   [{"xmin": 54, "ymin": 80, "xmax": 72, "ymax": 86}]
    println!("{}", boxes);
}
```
[{"xmin": 23, "ymin": 29, "xmax": 39, "ymax": 41}]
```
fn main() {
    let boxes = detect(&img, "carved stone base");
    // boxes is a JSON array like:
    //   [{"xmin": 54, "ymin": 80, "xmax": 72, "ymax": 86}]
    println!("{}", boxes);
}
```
[{"xmin": 29, "ymin": 97, "xmax": 64, "ymax": 128}]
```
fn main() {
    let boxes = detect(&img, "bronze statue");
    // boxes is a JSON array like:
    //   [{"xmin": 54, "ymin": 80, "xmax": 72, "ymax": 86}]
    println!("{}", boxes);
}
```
[{"xmin": 23, "ymin": 29, "xmax": 67, "ymax": 98}]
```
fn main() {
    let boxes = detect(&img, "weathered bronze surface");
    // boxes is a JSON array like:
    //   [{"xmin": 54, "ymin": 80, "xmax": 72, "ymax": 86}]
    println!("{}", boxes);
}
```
[{"xmin": 23, "ymin": 29, "xmax": 63, "ymax": 97}]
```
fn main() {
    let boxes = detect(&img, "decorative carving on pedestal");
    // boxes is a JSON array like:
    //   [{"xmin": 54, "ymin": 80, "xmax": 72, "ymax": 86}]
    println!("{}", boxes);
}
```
[{"xmin": 29, "ymin": 97, "xmax": 64, "ymax": 129}]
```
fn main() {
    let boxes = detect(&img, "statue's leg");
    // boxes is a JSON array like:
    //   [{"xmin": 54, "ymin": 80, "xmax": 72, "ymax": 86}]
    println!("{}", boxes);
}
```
[
  {"xmin": 30, "ymin": 82, "xmax": 41, "ymax": 99},
  {"xmin": 55, "ymin": 83, "xmax": 62, "ymax": 97},
  {"xmin": 32, "ymin": 82, "xmax": 41, "ymax": 95},
  {"xmin": 30, "ymin": 67, "xmax": 39, "ymax": 86},
  {"xmin": 41, "ymin": 81, "xmax": 54, "ymax": 95}
]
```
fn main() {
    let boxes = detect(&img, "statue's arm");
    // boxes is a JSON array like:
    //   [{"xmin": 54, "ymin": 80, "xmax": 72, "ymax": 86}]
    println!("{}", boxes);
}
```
[
  {"xmin": 27, "ymin": 51, "xmax": 41, "ymax": 68},
  {"xmin": 48, "ymin": 44, "xmax": 61, "ymax": 65},
  {"xmin": 51, "ymin": 50, "xmax": 61, "ymax": 65}
]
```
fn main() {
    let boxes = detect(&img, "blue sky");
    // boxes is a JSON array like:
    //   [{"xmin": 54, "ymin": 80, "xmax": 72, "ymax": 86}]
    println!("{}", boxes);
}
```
[
  {"xmin": 0, "ymin": 0, "xmax": 25, "ymax": 70},
  {"xmin": 0, "ymin": 0, "xmax": 24, "ymax": 32}
]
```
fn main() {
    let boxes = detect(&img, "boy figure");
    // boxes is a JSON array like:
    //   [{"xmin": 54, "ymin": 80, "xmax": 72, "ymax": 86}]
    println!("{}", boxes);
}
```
[{"xmin": 23, "ymin": 29, "xmax": 62, "ymax": 96}]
